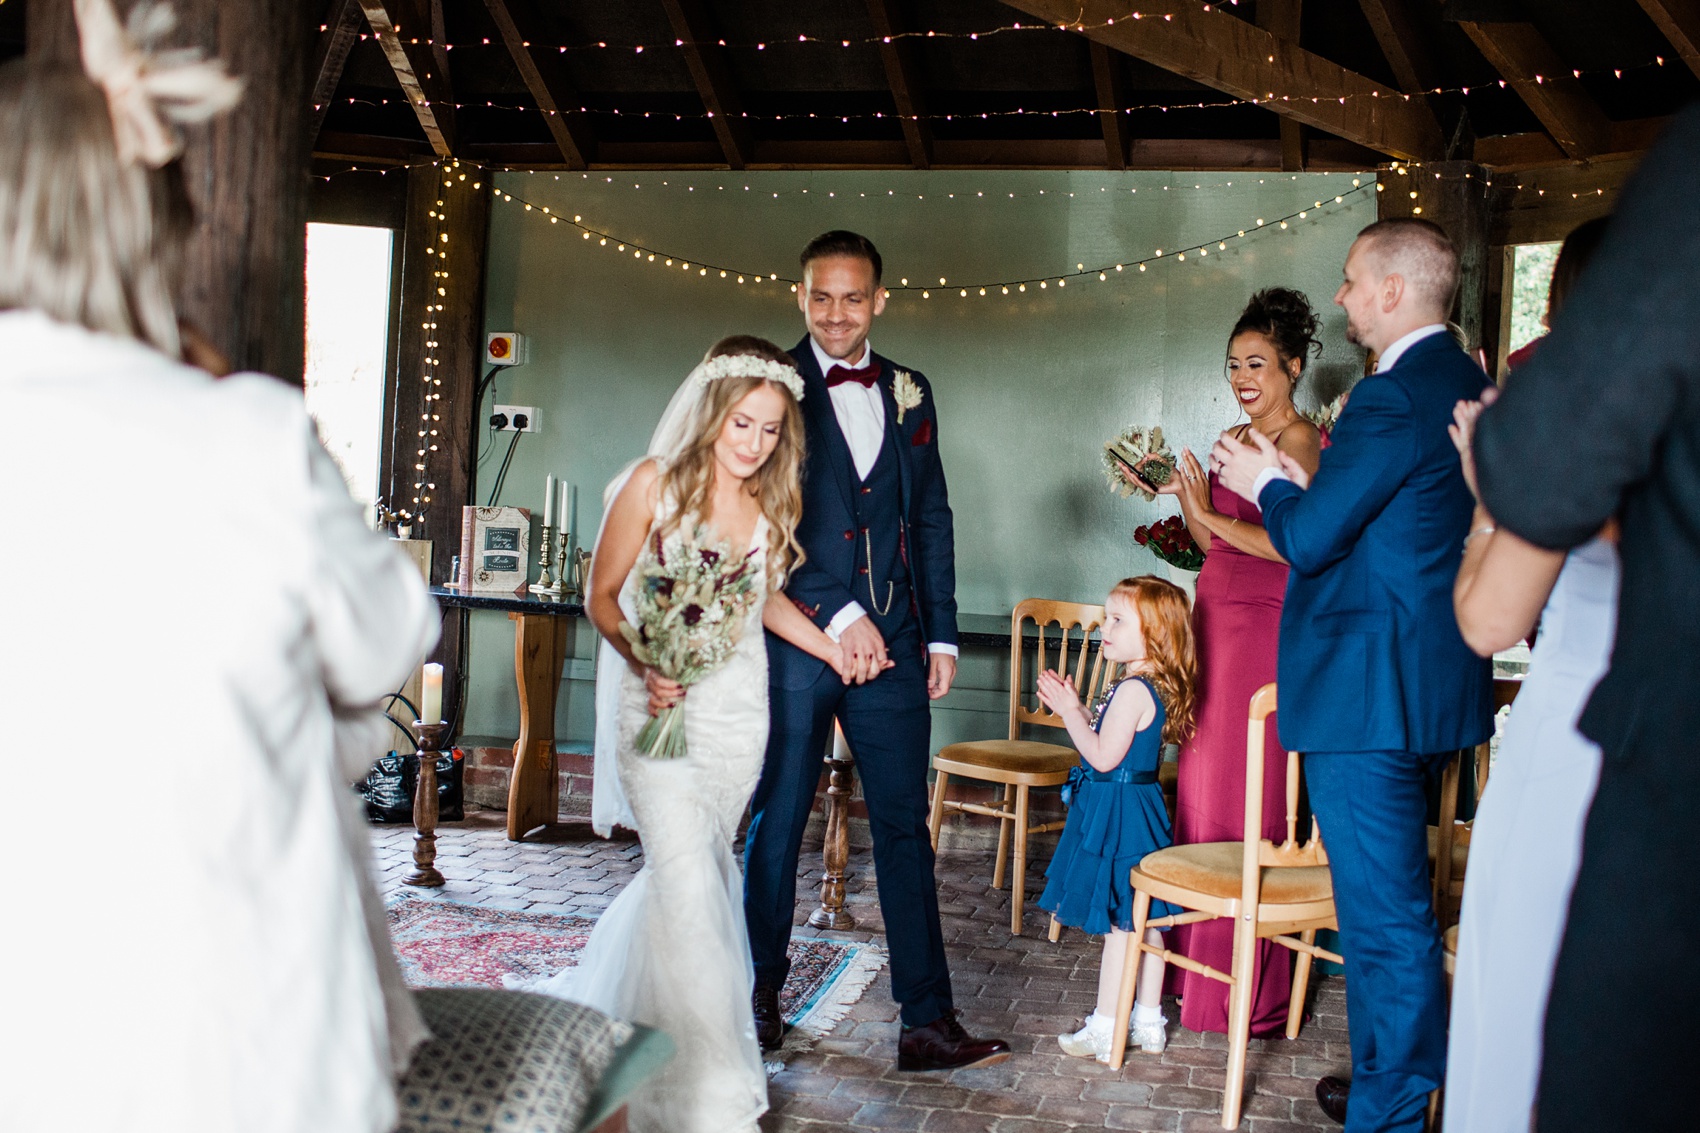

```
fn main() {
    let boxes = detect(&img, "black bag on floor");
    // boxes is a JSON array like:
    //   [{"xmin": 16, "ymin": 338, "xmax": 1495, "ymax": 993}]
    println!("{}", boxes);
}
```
[{"xmin": 360, "ymin": 749, "xmax": 464, "ymax": 823}]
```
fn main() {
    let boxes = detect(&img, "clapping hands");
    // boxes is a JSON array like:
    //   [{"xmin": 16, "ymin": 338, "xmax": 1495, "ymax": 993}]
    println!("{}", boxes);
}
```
[
  {"xmin": 1211, "ymin": 428, "xmax": 1312, "ymax": 497},
  {"xmin": 1036, "ymin": 669, "xmax": 1084, "ymax": 722},
  {"xmin": 1449, "ymin": 386, "xmax": 1500, "ymax": 503}
]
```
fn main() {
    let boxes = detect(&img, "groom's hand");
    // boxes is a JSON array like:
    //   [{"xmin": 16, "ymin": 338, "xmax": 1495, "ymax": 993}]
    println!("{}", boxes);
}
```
[
  {"xmin": 839, "ymin": 616, "xmax": 888, "ymax": 685},
  {"xmin": 927, "ymin": 653, "xmax": 957, "ymax": 700}
]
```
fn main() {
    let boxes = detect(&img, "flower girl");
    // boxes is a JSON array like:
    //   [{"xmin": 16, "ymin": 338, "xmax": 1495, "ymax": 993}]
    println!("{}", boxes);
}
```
[{"xmin": 1036, "ymin": 576, "xmax": 1198, "ymax": 1060}]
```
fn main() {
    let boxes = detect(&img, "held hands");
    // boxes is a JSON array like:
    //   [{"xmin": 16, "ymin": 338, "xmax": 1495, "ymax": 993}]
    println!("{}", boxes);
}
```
[
  {"xmin": 1448, "ymin": 386, "xmax": 1500, "ymax": 504},
  {"xmin": 1035, "ymin": 669, "xmax": 1085, "ymax": 722},
  {"xmin": 837, "ymin": 616, "xmax": 896, "ymax": 685}
]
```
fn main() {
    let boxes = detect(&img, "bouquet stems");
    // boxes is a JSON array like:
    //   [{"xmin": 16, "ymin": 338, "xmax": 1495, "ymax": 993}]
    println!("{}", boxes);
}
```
[{"xmin": 635, "ymin": 702, "xmax": 689, "ymax": 759}]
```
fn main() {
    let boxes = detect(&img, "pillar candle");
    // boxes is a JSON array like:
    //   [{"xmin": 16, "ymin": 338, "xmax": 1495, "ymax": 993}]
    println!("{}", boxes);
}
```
[
  {"xmin": 560, "ymin": 480, "xmax": 572, "ymax": 547},
  {"xmin": 543, "ymin": 473, "xmax": 555, "ymax": 528},
  {"xmin": 421, "ymin": 662, "xmax": 443, "ymax": 724}
]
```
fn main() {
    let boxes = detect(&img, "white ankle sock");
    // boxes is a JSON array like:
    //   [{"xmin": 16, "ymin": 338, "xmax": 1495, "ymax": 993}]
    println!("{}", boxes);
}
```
[{"xmin": 1133, "ymin": 1002, "xmax": 1164, "ymax": 1025}]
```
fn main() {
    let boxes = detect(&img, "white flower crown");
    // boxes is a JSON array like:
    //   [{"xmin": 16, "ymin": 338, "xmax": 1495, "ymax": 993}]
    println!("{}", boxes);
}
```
[{"xmin": 694, "ymin": 354, "xmax": 806, "ymax": 400}]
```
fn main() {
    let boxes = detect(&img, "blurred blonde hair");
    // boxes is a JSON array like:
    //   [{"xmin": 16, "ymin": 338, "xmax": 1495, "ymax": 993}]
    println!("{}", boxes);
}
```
[
  {"xmin": 0, "ymin": 62, "xmax": 191, "ymax": 356},
  {"xmin": 654, "ymin": 336, "xmax": 807, "ymax": 587}
]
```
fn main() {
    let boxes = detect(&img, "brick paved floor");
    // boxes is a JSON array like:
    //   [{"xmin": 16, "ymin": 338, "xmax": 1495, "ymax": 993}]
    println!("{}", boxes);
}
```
[{"xmin": 374, "ymin": 809, "xmax": 1350, "ymax": 1133}]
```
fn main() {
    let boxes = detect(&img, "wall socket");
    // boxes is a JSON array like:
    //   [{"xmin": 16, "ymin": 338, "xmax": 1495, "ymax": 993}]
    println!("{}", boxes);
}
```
[{"xmin": 493, "ymin": 404, "xmax": 540, "ymax": 432}]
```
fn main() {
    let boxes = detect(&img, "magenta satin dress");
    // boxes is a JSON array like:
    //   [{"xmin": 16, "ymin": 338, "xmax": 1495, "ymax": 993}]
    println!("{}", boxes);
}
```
[{"xmin": 1170, "ymin": 472, "xmax": 1295, "ymax": 1037}]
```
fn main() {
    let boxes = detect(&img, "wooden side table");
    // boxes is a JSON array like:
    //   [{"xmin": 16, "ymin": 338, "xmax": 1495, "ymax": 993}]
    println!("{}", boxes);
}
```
[{"xmin": 431, "ymin": 587, "xmax": 582, "ymax": 841}]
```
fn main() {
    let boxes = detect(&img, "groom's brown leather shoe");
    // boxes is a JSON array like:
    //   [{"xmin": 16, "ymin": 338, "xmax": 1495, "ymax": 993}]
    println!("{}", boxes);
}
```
[
  {"xmin": 752, "ymin": 984, "xmax": 784, "ymax": 1051},
  {"xmin": 1315, "ymin": 1075, "xmax": 1350, "ymax": 1125},
  {"xmin": 896, "ymin": 1010, "xmax": 1011, "ymax": 1071}
]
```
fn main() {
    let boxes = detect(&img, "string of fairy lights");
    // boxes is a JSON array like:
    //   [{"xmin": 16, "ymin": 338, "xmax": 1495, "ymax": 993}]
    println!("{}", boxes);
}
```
[
  {"xmin": 321, "ymin": 51, "xmax": 1679, "ymax": 124},
  {"xmin": 405, "ymin": 162, "xmax": 485, "ymax": 524},
  {"xmin": 484, "ymin": 172, "xmax": 1378, "ymax": 298}
]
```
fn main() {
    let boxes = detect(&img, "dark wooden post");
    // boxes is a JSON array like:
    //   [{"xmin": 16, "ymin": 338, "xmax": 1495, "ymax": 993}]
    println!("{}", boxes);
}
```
[
  {"xmin": 29, "ymin": 0, "xmax": 313, "ymax": 383},
  {"xmin": 379, "ymin": 162, "xmax": 492, "ymax": 722},
  {"xmin": 1377, "ymin": 160, "xmax": 1496, "ymax": 354}
]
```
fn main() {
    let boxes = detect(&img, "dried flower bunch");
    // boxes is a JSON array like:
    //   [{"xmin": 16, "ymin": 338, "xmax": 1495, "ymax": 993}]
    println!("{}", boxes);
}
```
[
  {"xmin": 1103, "ymin": 425, "xmax": 1178, "ymax": 502},
  {"xmin": 619, "ymin": 525, "xmax": 763, "ymax": 758},
  {"xmin": 1135, "ymin": 514, "xmax": 1205, "ymax": 572}
]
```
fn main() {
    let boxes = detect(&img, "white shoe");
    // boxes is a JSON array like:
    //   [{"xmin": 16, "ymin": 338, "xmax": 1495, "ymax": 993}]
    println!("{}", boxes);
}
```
[
  {"xmin": 1128, "ymin": 1016, "xmax": 1168, "ymax": 1054},
  {"xmin": 1057, "ymin": 1013, "xmax": 1114, "ymax": 1061}
]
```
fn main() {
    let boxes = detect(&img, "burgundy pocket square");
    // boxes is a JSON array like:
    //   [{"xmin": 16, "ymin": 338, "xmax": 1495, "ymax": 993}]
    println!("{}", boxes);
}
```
[{"xmin": 911, "ymin": 419, "xmax": 934, "ymax": 446}]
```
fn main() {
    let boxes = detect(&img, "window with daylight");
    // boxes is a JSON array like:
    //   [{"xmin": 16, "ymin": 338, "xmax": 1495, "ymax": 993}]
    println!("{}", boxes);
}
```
[
  {"xmin": 1507, "ymin": 242, "xmax": 1562, "ymax": 356},
  {"xmin": 304, "ymin": 222, "xmax": 394, "ymax": 518}
]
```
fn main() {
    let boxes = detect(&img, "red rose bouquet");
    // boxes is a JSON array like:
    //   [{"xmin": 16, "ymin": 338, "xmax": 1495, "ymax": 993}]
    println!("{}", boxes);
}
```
[{"xmin": 1134, "ymin": 514, "xmax": 1204, "ymax": 572}]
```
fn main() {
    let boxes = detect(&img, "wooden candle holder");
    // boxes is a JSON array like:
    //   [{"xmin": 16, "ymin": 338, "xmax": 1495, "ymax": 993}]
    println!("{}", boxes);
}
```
[
  {"xmin": 807, "ymin": 728, "xmax": 856, "ymax": 931},
  {"xmin": 405, "ymin": 721, "xmax": 449, "ymax": 887}
]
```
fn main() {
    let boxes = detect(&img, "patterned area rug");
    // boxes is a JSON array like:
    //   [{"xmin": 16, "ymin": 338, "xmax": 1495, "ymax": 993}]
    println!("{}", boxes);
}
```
[{"xmin": 387, "ymin": 892, "xmax": 886, "ymax": 1060}]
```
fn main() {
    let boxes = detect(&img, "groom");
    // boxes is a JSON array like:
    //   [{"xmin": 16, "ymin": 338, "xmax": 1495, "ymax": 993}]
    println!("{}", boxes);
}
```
[
  {"xmin": 744, "ymin": 231, "xmax": 1009, "ymax": 1071},
  {"xmin": 1214, "ymin": 219, "xmax": 1493, "ymax": 1132}
]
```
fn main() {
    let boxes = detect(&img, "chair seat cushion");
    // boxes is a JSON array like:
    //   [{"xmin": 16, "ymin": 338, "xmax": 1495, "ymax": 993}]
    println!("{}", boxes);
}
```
[
  {"xmin": 397, "ymin": 988, "xmax": 639, "ymax": 1133},
  {"xmin": 935, "ymin": 739, "xmax": 1077, "ymax": 778},
  {"xmin": 1133, "ymin": 842, "xmax": 1333, "ymax": 906}
]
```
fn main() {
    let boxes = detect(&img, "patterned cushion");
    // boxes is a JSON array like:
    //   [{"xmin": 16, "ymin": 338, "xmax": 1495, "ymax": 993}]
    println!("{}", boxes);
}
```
[{"xmin": 397, "ymin": 989, "xmax": 635, "ymax": 1133}]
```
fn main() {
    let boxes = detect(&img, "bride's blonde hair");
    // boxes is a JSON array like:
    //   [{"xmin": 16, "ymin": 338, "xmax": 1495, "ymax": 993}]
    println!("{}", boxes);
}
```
[{"xmin": 654, "ymin": 336, "xmax": 807, "ymax": 587}]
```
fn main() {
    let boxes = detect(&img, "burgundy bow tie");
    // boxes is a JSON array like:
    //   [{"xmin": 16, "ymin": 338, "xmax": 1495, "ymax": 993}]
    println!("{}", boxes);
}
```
[{"xmin": 824, "ymin": 360, "xmax": 880, "ymax": 388}]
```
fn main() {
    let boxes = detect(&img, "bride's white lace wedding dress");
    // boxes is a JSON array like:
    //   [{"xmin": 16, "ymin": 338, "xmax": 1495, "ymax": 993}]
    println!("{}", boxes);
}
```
[{"xmin": 526, "ymin": 510, "xmax": 771, "ymax": 1133}]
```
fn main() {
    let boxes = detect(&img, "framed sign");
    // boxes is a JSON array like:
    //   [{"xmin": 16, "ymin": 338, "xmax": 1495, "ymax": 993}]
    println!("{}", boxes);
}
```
[{"xmin": 457, "ymin": 506, "xmax": 530, "ymax": 594}]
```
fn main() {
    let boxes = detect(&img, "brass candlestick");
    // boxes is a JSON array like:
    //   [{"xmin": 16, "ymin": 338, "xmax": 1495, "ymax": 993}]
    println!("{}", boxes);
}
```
[
  {"xmin": 529, "ymin": 523, "xmax": 560, "ymax": 595},
  {"xmin": 405, "ymin": 721, "xmax": 449, "ymax": 887}
]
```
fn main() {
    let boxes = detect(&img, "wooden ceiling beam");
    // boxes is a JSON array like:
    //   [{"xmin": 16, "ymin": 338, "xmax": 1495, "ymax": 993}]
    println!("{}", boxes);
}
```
[
  {"xmin": 867, "ymin": 0, "xmax": 936, "ymax": 168},
  {"xmin": 999, "ymin": 0, "xmax": 1444, "ymax": 160},
  {"xmin": 1457, "ymin": 20, "xmax": 1612, "ymax": 158},
  {"xmin": 358, "ymin": 0, "xmax": 456, "ymax": 156},
  {"xmin": 659, "ymin": 0, "xmax": 754, "ymax": 169},
  {"xmin": 1636, "ymin": 0, "xmax": 1700, "ymax": 81},
  {"xmin": 308, "ymin": 0, "xmax": 365, "ymax": 146},
  {"xmin": 482, "ymin": 0, "xmax": 596, "ymax": 169},
  {"xmin": 1356, "ymin": 0, "xmax": 1439, "ymax": 92},
  {"xmin": 1257, "ymin": 0, "xmax": 1307, "ymax": 172},
  {"xmin": 1088, "ymin": 42, "xmax": 1130, "ymax": 169}
]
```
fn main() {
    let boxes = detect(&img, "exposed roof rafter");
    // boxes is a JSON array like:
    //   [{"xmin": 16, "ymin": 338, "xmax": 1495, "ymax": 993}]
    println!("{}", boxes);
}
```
[
  {"xmin": 659, "ymin": 0, "xmax": 754, "ymax": 170},
  {"xmin": 308, "ymin": 0, "xmax": 365, "ymax": 146},
  {"xmin": 358, "ymin": 0, "xmax": 456, "ymax": 157},
  {"xmin": 866, "ymin": 0, "xmax": 936, "ymax": 169},
  {"xmin": 998, "ymin": 0, "xmax": 1445, "ymax": 161},
  {"xmin": 1636, "ymin": 0, "xmax": 1700, "ymax": 80},
  {"xmin": 1457, "ymin": 20, "xmax": 1612, "ymax": 158},
  {"xmin": 482, "ymin": 0, "xmax": 596, "ymax": 169},
  {"xmin": 1357, "ymin": 0, "xmax": 1439, "ymax": 92}
]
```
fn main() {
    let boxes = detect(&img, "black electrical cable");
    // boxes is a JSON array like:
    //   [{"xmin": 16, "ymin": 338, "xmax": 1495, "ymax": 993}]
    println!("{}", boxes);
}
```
[{"xmin": 485, "ymin": 428, "xmax": 524, "ymax": 505}]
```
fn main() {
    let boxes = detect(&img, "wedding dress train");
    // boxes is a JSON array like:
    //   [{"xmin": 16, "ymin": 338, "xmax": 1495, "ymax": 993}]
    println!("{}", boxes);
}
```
[{"xmin": 525, "ymin": 514, "xmax": 771, "ymax": 1133}]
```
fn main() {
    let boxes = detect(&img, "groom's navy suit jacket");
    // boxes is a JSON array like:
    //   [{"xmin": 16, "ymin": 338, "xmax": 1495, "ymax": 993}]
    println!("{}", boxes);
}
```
[
  {"xmin": 767, "ymin": 336, "xmax": 958, "ymax": 690},
  {"xmin": 1259, "ymin": 332, "xmax": 1494, "ymax": 754}
]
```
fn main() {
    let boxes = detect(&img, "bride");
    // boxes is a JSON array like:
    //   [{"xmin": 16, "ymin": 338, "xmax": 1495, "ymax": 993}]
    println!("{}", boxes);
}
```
[{"xmin": 526, "ymin": 337, "xmax": 849, "ymax": 1133}]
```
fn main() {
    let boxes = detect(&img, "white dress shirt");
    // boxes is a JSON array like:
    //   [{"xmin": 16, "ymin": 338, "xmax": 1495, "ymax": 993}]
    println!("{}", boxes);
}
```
[
  {"xmin": 1250, "ymin": 323, "xmax": 1450, "ymax": 504},
  {"xmin": 808, "ymin": 336, "xmax": 956, "ymax": 658}
]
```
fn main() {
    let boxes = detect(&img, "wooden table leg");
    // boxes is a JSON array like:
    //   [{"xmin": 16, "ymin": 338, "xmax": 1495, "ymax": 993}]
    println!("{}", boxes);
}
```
[
  {"xmin": 808, "ymin": 723, "xmax": 856, "ymax": 930},
  {"xmin": 508, "ymin": 611, "xmax": 570, "ymax": 841}
]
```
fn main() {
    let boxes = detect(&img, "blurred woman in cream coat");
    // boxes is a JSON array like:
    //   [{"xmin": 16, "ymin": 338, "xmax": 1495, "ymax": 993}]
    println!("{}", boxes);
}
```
[{"xmin": 0, "ymin": 7, "xmax": 436, "ymax": 1131}]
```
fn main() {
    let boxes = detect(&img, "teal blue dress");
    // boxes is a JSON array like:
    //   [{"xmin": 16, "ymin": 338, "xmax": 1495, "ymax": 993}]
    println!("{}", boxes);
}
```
[{"xmin": 1038, "ymin": 676, "xmax": 1180, "ymax": 935}]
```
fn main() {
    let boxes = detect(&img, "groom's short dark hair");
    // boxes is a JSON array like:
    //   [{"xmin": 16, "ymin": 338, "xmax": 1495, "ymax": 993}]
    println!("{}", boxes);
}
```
[{"xmin": 800, "ymin": 230, "xmax": 882, "ymax": 283}]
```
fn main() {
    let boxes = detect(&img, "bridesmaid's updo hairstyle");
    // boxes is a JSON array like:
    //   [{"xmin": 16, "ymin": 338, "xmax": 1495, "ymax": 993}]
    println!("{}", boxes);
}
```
[
  {"xmin": 1228, "ymin": 288, "xmax": 1322, "ymax": 390},
  {"xmin": 654, "ymin": 334, "xmax": 807, "ymax": 588}
]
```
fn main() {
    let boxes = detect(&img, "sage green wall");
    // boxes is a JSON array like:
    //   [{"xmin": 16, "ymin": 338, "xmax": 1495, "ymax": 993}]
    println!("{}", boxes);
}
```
[{"xmin": 462, "ymin": 168, "xmax": 1374, "ymax": 747}]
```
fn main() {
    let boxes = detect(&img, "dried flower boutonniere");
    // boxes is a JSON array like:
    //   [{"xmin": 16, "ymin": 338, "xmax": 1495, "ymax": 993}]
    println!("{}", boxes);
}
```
[{"xmin": 892, "ymin": 370, "xmax": 924, "ymax": 424}]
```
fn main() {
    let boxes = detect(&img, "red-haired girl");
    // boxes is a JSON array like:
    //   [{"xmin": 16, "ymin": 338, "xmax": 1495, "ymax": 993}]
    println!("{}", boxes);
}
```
[{"xmin": 1036, "ymin": 576, "xmax": 1198, "ymax": 1061}]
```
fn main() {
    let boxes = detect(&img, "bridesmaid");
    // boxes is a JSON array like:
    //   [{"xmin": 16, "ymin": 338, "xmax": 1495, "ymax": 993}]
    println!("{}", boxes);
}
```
[{"xmin": 1139, "ymin": 289, "xmax": 1323, "ymax": 1036}]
